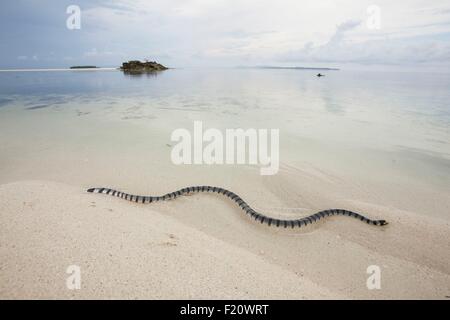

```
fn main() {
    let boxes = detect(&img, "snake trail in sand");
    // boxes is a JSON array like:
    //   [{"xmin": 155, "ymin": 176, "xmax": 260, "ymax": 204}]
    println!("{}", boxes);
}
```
[{"xmin": 87, "ymin": 186, "xmax": 388, "ymax": 228}]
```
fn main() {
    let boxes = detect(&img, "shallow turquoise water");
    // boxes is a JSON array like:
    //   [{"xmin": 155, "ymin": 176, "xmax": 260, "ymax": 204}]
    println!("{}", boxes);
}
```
[
  {"xmin": 0, "ymin": 68, "xmax": 449, "ymax": 196},
  {"xmin": 1, "ymin": 68, "xmax": 448, "ymax": 153}
]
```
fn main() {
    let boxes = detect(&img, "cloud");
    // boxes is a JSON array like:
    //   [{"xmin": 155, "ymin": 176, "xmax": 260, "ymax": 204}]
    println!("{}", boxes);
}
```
[
  {"xmin": 1, "ymin": 0, "xmax": 450, "ymax": 68},
  {"xmin": 83, "ymin": 48, "xmax": 115, "ymax": 57},
  {"xmin": 16, "ymin": 55, "xmax": 38, "ymax": 61},
  {"xmin": 277, "ymin": 17, "xmax": 450, "ymax": 66},
  {"xmin": 328, "ymin": 20, "xmax": 362, "ymax": 45},
  {"xmin": 277, "ymin": 19, "xmax": 364, "ymax": 63}
]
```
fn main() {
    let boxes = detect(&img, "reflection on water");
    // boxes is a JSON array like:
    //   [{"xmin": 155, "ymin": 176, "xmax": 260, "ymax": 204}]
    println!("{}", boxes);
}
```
[
  {"xmin": 0, "ymin": 68, "xmax": 449, "ymax": 160},
  {"xmin": 318, "ymin": 85, "xmax": 345, "ymax": 115},
  {"xmin": 0, "ymin": 97, "xmax": 13, "ymax": 107},
  {"xmin": 25, "ymin": 104, "xmax": 51, "ymax": 110},
  {"xmin": 122, "ymin": 70, "xmax": 164, "ymax": 78}
]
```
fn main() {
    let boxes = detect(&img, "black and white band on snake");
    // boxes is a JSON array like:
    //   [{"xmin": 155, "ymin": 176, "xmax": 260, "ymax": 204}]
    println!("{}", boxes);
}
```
[{"xmin": 87, "ymin": 186, "xmax": 388, "ymax": 228}]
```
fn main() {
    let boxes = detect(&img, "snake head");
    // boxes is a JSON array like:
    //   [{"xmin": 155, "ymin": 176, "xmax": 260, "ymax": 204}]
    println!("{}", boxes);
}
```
[{"xmin": 378, "ymin": 220, "xmax": 388, "ymax": 226}]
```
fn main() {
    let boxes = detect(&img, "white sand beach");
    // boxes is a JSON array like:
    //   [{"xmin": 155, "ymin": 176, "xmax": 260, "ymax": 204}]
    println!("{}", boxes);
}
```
[
  {"xmin": 0, "ymin": 69, "xmax": 449, "ymax": 299},
  {"xmin": 0, "ymin": 178, "xmax": 449, "ymax": 299}
]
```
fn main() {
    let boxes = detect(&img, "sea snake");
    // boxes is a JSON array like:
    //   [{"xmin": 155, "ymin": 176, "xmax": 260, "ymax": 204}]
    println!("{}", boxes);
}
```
[{"xmin": 87, "ymin": 186, "xmax": 388, "ymax": 228}]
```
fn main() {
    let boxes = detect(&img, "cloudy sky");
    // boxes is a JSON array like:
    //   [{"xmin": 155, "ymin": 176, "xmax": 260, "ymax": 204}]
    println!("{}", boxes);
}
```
[{"xmin": 1, "ymin": 0, "xmax": 450, "ymax": 69}]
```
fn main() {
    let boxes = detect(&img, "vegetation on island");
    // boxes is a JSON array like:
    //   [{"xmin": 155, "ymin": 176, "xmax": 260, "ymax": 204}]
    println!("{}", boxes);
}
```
[
  {"xmin": 120, "ymin": 60, "xmax": 168, "ymax": 73},
  {"xmin": 70, "ymin": 66, "xmax": 98, "ymax": 69}
]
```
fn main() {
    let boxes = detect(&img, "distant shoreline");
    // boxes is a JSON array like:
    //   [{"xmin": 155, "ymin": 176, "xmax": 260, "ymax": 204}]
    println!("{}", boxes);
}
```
[
  {"xmin": 0, "ymin": 66, "xmax": 340, "ymax": 72},
  {"xmin": 0, "ymin": 68, "xmax": 118, "ymax": 72},
  {"xmin": 70, "ymin": 66, "xmax": 98, "ymax": 69},
  {"xmin": 239, "ymin": 66, "xmax": 340, "ymax": 70}
]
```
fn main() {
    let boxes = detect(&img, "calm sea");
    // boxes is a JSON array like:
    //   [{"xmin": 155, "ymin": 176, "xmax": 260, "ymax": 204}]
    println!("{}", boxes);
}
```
[{"xmin": 0, "ymin": 68, "xmax": 449, "ymax": 196}]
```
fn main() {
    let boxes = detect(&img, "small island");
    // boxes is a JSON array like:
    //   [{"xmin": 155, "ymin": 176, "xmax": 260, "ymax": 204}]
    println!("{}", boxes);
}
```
[
  {"xmin": 70, "ymin": 66, "xmax": 98, "ymax": 69},
  {"xmin": 120, "ymin": 60, "xmax": 168, "ymax": 72}
]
